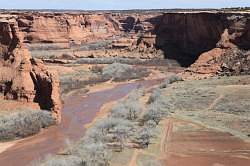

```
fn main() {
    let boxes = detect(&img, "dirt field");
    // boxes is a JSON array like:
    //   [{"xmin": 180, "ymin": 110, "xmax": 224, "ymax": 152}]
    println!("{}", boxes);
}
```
[
  {"xmin": 163, "ymin": 118, "xmax": 250, "ymax": 166},
  {"xmin": 110, "ymin": 75, "xmax": 250, "ymax": 166},
  {"xmin": 110, "ymin": 118, "xmax": 250, "ymax": 166}
]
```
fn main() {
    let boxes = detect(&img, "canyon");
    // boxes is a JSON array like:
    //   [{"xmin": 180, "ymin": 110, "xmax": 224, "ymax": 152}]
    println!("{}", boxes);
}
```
[
  {"xmin": 0, "ymin": 9, "xmax": 250, "ymax": 166},
  {"xmin": 1, "ymin": 10, "xmax": 249, "ymax": 77}
]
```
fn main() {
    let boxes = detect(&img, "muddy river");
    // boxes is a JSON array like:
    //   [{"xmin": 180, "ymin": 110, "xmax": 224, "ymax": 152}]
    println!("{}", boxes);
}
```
[{"xmin": 0, "ymin": 79, "xmax": 161, "ymax": 166}]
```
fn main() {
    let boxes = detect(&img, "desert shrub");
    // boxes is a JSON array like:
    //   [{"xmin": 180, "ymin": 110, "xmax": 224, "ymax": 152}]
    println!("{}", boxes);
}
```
[
  {"xmin": 81, "ymin": 117, "xmax": 133, "ymax": 147},
  {"xmin": 111, "ymin": 122, "xmax": 133, "ymax": 149},
  {"xmin": 101, "ymin": 63, "xmax": 149, "ymax": 82},
  {"xmin": 83, "ymin": 126, "xmax": 108, "ymax": 144},
  {"xmin": 142, "ymin": 106, "xmax": 162, "ymax": 125},
  {"xmin": 111, "ymin": 101, "xmax": 142, "ymax": 120},
  {"xmin": 80, "ymin": 142, "xmax": 111, "ymax": 166},
  {"xmin": 147, "ymin": 88, "xmax": 161, "ymax": 104},
  {"xmin": 28, "ymin": 43, "xmax": 68, "ymax": 51},
  {"xmin": 75, "ymin": 57, "xmax": 175, "ymax": 67},
  {"xmin": 159, "ymin": 74, "xmax": 183, "ymax": 89},
  {"xmin": 168, "ymin": 74, "xmax": 183, "ymax": 84},
  {"xmin": 126, "ymin": 88, "xmax": 145, "ymax": 101},
  {"xmin": 86, "ymin": 118, "xmax": 128, "ymax": 143},
  {"xmin": 90, "ymin": 65, "xmax": 103, "ymax": 74},
  {"xmin": 132, "ymin": 127, "xmax": 153, "ymax": 148},
  {"xmin": 0, "ymin": 110, "xmax": 55, "ymax": 141},
  {"xmin": 142, "ymin": 89, "xmax": 172, "ymax": 125},
  {"xmin": 60, "ymin": 76, "xmax": 109, "ymax": 94},
  {"xmin": 110, "ymin": 89, "xmax": 144, "ymax": 120},
  {"xmin": 70, "ymin": 118, "xmax": 133, "ymax": 166},
  {"xmin": 77, "ymin": 40, "xmax": 112, "ymax": 51},
  {"xmin": 102, "ymin": 63, "xmax": 133, "ymax": 78},
  {"xmin": 39, "ymin": 155, "xmax": 84, "ymax": 166},
  {"xmin": 39, "ymin": 155, "xmax": 83, "ymax": 166}
]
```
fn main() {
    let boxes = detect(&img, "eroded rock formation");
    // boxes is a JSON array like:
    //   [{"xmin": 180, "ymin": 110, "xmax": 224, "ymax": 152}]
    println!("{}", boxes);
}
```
[
  {"xmin": 17, "ymin": 13, "xmax": 120, "ymax": 46},
  {"xmin": 179, "ymin": 13, "xmax": 250, "ymax": 79},
  {"xmin": 1, "ymin": 11, "xmax": 249, "ymax": 79},
  {"xmin": 0, "ymin": 19, "xmax": 61, "ymax": 122}
]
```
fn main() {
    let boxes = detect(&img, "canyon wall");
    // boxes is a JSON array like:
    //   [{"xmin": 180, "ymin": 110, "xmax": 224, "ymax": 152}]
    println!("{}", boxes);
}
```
[
  {"xmin": 154, "ymin": 13, "xmax": 226, "ymax": 66},
  {"xmin": 16, "ymin": 13, "xmax": 120, "ymax": 46},
  {"xmin": 166, "ymin": 12, "xmax": 250, "ymax": 78},
  {"xmin": 0, "ymin": 18, "xmax": 61, "ymax": 122},
  {"xmin": 0, "ymin": 11, "xmax": 249, "ymax": 79}
]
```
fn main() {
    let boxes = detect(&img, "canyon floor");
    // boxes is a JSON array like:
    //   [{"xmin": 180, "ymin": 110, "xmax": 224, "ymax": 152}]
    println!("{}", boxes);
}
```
[
  {"xmin": 0, "ymin": 9, "xmax": 250, "ymax": 166},
  {"xmin": 1, "ymin": 65, "xmax": 250, "ymax": 166},
  {"xmin": 109, "ymin": 76, "xmax": 250, "ymax": 166}
]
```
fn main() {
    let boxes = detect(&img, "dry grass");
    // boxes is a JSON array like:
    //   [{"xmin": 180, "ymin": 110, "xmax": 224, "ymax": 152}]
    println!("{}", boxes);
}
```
[{"xmin": 163, "ymin": 75, "xmax": 250, "ymax": 139}]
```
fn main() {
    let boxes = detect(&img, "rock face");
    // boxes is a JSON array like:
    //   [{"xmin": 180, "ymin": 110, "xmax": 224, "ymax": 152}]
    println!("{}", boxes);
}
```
[
  {"xmin": 1, "ymin": 11, "xmax": 249, "ymax": 79},
  {"xmin": 2, "ymin": 12, "xmax": 162, "ymax": 59},
  {"xmin": 0, "ymin": 19, "xmax": 61, "ymax": 122},
  {"xmin": 177, "ymin": 13, "xmax": 250, "ymax": 79},
  {"xmin": 154, "ymin": 13, "xmax": 226, "ymax": 66},
  {"xmin": 17, "ymin": 13, "xmax": 120, "ymax": 46}
]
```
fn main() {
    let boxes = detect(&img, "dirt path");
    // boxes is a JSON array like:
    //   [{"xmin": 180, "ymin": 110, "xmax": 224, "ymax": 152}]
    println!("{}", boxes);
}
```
[
  {"xmin": 0, "ymin": 79, "xmax": 162, "ymax": 166},
  {"xmin": 208, "ymin": 94, "xmax": 224, "ymax": 110},
  {"xmin": 160, "ymin": 119, "xmax": 173, "ymax": 155},
  {"xmin": 128, "ymin": 149, "xmax": 140, "ymax": 166}
]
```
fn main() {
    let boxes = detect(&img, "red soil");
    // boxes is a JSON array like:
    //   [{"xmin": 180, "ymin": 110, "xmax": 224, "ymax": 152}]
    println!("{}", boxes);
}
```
[{"xmin": 161, "ymin": 119, "xmax": 250, "ymax": 166}]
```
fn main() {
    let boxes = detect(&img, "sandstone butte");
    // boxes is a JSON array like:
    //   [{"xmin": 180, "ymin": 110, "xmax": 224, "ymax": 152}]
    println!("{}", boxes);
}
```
[{"xmin": 0, "ymin": 18, "xmax": 61, "ymax": 123}]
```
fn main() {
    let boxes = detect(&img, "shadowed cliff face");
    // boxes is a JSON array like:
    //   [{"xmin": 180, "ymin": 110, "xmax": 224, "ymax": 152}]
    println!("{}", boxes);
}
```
[{"xmin": 154, "ymin": 13, "xmax": 226, "ymax": 67}]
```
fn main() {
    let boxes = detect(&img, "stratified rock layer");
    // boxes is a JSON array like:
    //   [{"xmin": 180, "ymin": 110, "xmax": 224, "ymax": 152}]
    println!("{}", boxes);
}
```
[
  {"xmin": 0, "ymin": 19, "xmax": 61, "ymax": 122},
  {"xmin": 0, "ymin": 11, "xmax": 249, "ymax": 79},
  {"xmin": 177, "ymin": 13, "xmax": 250, "ymax": 79}
]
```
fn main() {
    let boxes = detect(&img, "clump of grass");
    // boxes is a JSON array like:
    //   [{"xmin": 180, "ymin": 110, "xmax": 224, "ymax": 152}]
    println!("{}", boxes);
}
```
[
  {"xmin": 159, "ymin": 74, "xmax": 183, "ymax": 89},
  {"xmin": 0, "ymin": 109, "xmax": 55, "ymax": 141}
]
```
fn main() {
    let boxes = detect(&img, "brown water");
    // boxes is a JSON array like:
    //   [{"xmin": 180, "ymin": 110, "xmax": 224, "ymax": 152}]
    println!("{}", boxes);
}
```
[{"xmin": 0, "ymin": 79, "xmax": 162, "ymax": 166}]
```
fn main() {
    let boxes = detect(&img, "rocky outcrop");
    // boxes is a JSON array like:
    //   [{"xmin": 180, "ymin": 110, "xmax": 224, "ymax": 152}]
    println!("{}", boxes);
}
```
[
  {"xmin": 0, "ymin": 12, "xmax": 162, "ymax": 59},
  {"xmin": 1, "ymin": 11, "xmax": 249, "ymax": 79},
  {"xmin": 154, "ymin": 12, "xmax": 227, "ymax": 67},
  {"xmin": 0, "ymin": 19, "xmax": 61, "ymax": 122},
  {"xmin": 179, "ymin": 13, "xmax": 250, "ymax": 79},
  {"xmin": 16, "ymin": 13, "xmax": 120, "ymax": 46}
]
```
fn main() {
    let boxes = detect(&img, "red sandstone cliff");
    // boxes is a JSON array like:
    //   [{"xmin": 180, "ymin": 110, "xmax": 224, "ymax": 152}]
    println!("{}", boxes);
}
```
[
  {"xmin": 16, "ymin": 13, "xmax": 120, "ymax": 46},
  {"xmin": 1, "ymin": 11, "xmax": 249, "ymax": 79},
  {"xmin": 146, "ymin": 12, "xmax": 249, "ymax": 78},
  {"xmin": 0, "ymin": 19, "xmax": 61, "ymax": 122}
]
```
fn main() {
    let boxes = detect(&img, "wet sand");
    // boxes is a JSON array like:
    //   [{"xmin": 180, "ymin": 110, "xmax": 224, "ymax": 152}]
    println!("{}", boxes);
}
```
[{"xmin": 0, "ymin": 79, "xmax": 162, "ymax": 166}]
